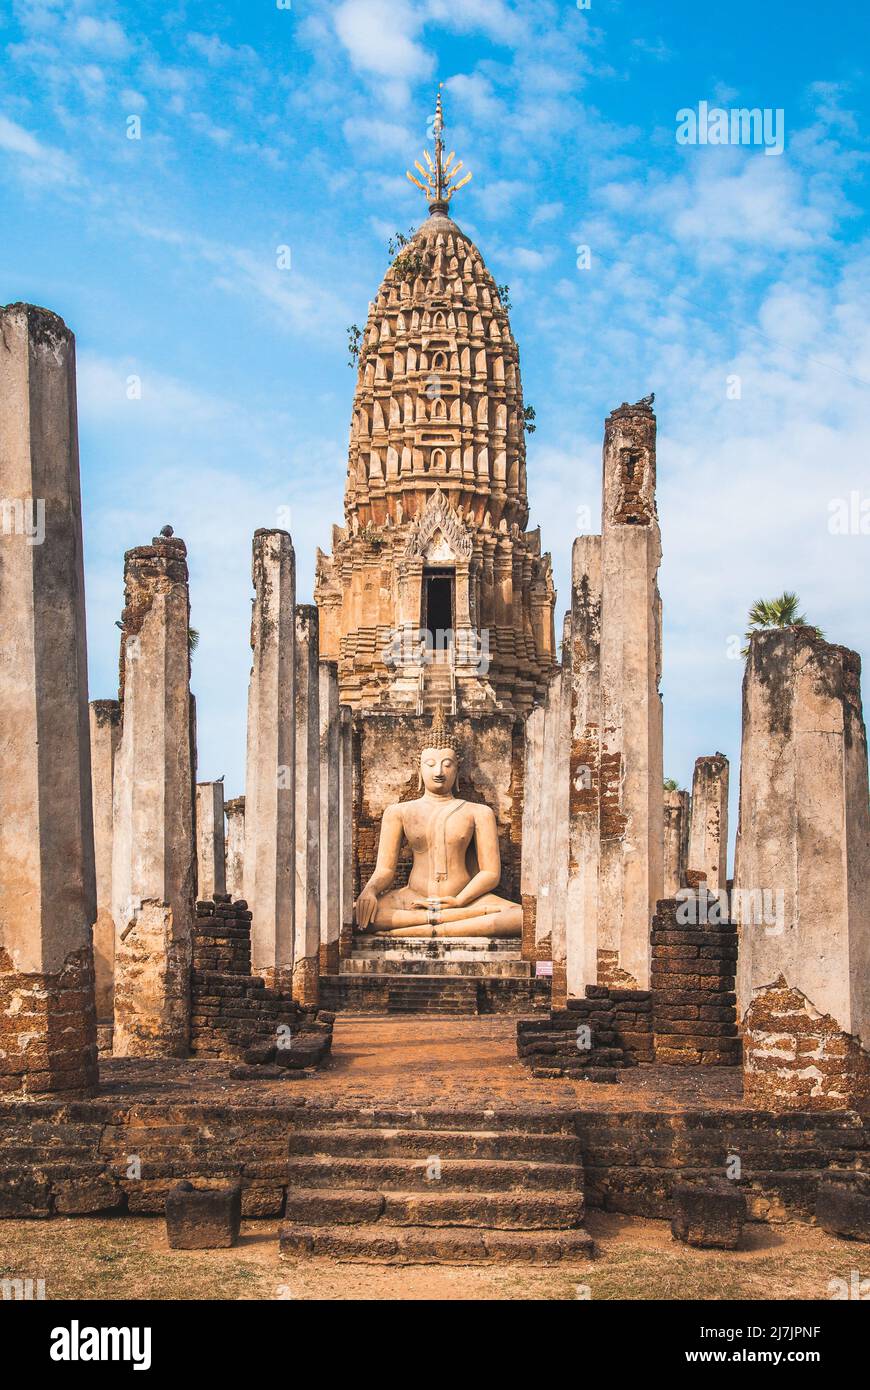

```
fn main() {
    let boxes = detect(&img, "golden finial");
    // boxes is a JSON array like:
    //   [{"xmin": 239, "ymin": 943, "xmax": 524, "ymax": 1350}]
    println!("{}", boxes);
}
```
[{"xmin": 406, "ymin": 85, "xmax": 472, "ymax": 212}]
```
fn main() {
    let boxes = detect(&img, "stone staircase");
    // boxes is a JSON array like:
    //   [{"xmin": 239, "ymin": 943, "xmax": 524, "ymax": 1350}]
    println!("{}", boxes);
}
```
[
  {"xmin": 279, "ymin": 1107, "xmax": 593, "ymax": 1263},
  {"xmin": 420, "ymin": 647, "xmax": 455, "ymax": 714}
]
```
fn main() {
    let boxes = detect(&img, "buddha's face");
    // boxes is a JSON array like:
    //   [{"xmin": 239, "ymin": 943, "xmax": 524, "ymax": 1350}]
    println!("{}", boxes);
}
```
[{"xmin": 420, "ymin": 746, "xmax": 459, "ymax": 795}]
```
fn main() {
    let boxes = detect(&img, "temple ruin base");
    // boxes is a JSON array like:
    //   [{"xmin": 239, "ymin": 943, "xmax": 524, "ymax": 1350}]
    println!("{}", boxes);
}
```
[{"xmin": 1, "ymin": 1020, "xmax": 867, "ymax": 1225}]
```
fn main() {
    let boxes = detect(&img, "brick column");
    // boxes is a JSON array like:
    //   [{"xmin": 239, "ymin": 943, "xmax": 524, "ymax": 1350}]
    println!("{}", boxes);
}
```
[
  {"xmin": 0, "ymin": 303, "xmax": 98, "ymax": 1095},
  {"xmin": 663, "ymin": 787, "xmax": 689, "ymax": 897},
  {"xmin": 90, "ymin": 699, "xmax": 121, "ymax": 1022},
  {"xmin": 224, "ymin": 795, "xmax": 245, "ymax": 899},
  {"xmin": 319, "ymin": 660, "xmax": 340, "ymax": 975},
  {"xmin": 111, "ymin": 530, "xmax": 196, "ymax": 1057},
  {"xmin": 196, "ymin": 781, "xmax": 226, "ymax": 899},
  {"xmin": 597, "ymin": 400, "xmax": 663, "ymax": 989},
  {"xmin": 688, "ymin": 754, "xmax": 729, "ymax": 892},
  {"xmin": 734, "ymin": 628, "xmax": 870, "ymax": 1110},
  {"xmin": 293, "ymin": 605, "xmax": 320, "ymax": 1005},
  {"xmin": 338, "ymin": 706, "xmax": 354, "ymax": 958},
  {"xmin": 244, "ymin": 530, "xmax": 295, "ymax": 983},
  {"xmin": 566, "ymin": 534, "xmax": 602, "ymax": 999},
  {"xmin": 520, "ymin": 701, "xmax": 545, "ymax": 962}
]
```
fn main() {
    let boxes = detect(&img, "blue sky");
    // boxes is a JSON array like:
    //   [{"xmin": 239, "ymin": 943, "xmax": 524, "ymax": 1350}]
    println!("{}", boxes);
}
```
[{"xmin": 2, "ymin": 0, "xmax": 869, "ymax": 847}]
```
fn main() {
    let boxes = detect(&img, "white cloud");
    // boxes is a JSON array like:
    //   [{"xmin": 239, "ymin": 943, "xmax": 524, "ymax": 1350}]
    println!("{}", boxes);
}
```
[
  {"xmin": 655, "ymin": 156, "xmax": 833, "ymax": 255},
  {"xmin": 446, "ymin": 72, "xmax": 504, "ymax": 125},
  {"xmin": 72, "ymin": 16, "xmax": 130, "ymax": 59},
  {"xmin": 342, "ymin": 116, "xmax": 414, "ymax": 157},
  {"xmin": 333, "ymin": 0, "xmax": 433, "ymax": 81},
  {"xmin": 507, "ymin": 246, "xmax": 553, "ymax": 272},
  {"xmin": 0, "ymin": 113, "xmax": 75, "ymax": 183},
  {"xmin": 425, "ymin": 0, "xmax": 528, "ymax": 46},
  {"xmin": 531, "ymin": 200, "xmax": 563, "ymax": 226},
  {"xmin": 127, "ymin": 219, "xmax": 356, "ymax": 341},
  {"xmin": 187, "ymin": 32, "xmax": 260, "ymax": 68}
]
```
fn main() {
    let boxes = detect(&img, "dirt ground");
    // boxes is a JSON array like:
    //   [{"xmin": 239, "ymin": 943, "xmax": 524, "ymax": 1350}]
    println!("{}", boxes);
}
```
[
  {"xmin": 99, "ymin": 1014, "xmax": 744, "ymax": 1113},
  {"xmin": 1, "ymin": 1211, "xmax": 865, "ymax": 1302}
]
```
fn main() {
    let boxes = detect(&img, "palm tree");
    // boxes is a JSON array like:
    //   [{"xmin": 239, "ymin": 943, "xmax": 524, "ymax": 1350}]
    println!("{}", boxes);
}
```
[{"xmin": 742, "ymin": 591, "xmax": 823, "ymax": 656}]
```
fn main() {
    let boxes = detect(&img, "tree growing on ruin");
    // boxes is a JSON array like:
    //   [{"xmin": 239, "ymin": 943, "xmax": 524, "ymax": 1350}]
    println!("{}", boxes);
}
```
[{"xmin": 742, "ymin": 591, "xmax": 824, "ymax": 656}]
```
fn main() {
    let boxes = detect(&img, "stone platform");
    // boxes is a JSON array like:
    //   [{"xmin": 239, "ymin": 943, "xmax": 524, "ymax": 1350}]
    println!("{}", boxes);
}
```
[
  {"xmin": 321, "ymin": 935, "xmax": 549, "ymax": 1015},
  {"xmin": 341, "ymin": 936, "xmax": 532, "ymax": 978},
  {"xmin": 1, "ymin": 1018, "xmax": 867, "ymax": 1250}
]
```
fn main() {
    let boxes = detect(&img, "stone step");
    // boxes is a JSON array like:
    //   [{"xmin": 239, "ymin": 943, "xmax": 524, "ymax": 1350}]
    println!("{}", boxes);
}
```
[
  {"xmin": 292, "ymin": 1107, "xmax": 579, "ymax": 1135},
  {"xmin": 285, "ymin": 1155, "xmax": 585, "ymax": 1192},
  {"xmin": 319, "ymin": 975, "xmax": 550, "ymax": 1016},
  {"xmin": 282, "ymin": 1188, "xmax": 585, "ymax": 1230},
  {"xmin": 342, "ymin": 958, "xmax": 532, "ymax": 978},
  {"xmin": 356, "ymin": 936, "xmax": 522, "ymax": 955},
  {"xmin": 279, "ymin": 1222, "xmax": 595, "ymax": 1264},
  {"xmin": 287, "ymin": 1127, "xmax": 583, "ymax": 1163}
]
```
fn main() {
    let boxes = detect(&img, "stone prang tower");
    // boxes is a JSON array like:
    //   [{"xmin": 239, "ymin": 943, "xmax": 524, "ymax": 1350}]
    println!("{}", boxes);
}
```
[{"xmin": 315, "ymin": 91, "xmax": 557, "ymax": 715}]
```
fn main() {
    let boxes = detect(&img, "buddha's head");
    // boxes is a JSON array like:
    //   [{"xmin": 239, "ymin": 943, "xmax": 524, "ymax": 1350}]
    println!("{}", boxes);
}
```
[
  {"xmin": 418, "ymin": 707, "xmax": 461, "ymax": 794},
  {"xmin": 419, "ymin": 745, "xmax": 460, "ymax": 796}
]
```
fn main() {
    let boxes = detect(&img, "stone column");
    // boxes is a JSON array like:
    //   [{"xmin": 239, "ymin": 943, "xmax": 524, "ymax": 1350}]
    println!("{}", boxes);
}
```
[
  {"xmin": 338, "ymin": 706, "xmax": 354, "ymax": 958},
  {"xmin": 550, "ymin": 666, "xmax": 572, "ymax": 1007},
  {"xmin": 597, "ymin": 400, "xmax": 663, "ymax": 989},
  {"xmin": 244, "ymin": 529, "xmax": 295, "ymax": 982},
  {"xmin": 224, "ymin": 796, "xmax": 245, "ymax": 899},
  {"xmin": 196, "ymin": 781, "xmax": 226, "ymax": 899},
  {"xmin": 0, "ymin": 303, "xmax": 98, "ymax": 1096},
  {"xmin": 520, "ymin": 702, "xmax": 545, "ymax": 962},
  {"xmin": 111, "ymin": 531, "xmax": 196, "ymax": 1058},
  {"xmin": 663, "ymin": 787, "xmax": 690, "ymax": 898},
  {"xmin": 565, "ymin": 535, "xmax": 602, "ymax": 1000},
  {"xmin": 735, "ymin": 628, "xmax": 870, "ymax": 1110},
  {"xmin": 90, "ymin": 699, "xmax": 121, "ymax": 1022},
  {"xmin": 319, "ymin": 660, "xmax": 341, "ymax": 975},
  {"xmin": 533, "ymin": 670, "xmax": 563, "ymax": 969},
  {"xmin": 294, "ymin": 605, "xmax": 321, "ymax": 1004},
  {"xmin": 688, "ymin": 754, "xmax": 729, "ymax": 892}
]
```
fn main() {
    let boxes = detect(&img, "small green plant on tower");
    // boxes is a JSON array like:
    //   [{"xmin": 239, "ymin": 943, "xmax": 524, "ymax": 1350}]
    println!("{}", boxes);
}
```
[{"xmin": 741, "ymin": 591, "xmax": 824, "ymax": 657}]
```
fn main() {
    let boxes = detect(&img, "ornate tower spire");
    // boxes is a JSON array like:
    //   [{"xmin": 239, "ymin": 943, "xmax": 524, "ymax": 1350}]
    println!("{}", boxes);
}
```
[
  {"xmin": 406, "ymin": 85, "xmax": 472, "ymax": 215},
  {"xmin": 315, "ymin": 90, "xmax": 558, "ymax": 714}
]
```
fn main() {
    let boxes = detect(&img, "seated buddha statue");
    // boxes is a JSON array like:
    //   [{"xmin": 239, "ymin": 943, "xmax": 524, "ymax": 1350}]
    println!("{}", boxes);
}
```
[{"xmin": 354, "ymin": 711, "xmax": 523, "ymax": 939}]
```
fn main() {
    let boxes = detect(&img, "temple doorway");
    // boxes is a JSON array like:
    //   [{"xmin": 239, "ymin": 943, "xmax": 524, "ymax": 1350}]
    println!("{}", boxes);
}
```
[{"xmin": 423, "ymin": 569, "xmax": 454, "ymax": 649}]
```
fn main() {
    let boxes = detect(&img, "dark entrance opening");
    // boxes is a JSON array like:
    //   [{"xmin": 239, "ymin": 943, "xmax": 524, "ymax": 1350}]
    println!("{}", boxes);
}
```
[{"xmin": 423, "ymin": 570, "xmax": 454, "ymax": 648}]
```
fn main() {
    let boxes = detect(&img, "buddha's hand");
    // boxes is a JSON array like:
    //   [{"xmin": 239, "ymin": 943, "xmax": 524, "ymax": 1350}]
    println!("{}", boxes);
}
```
[
  {"xmin": 355, "ymin": 888, "xmax": 379, "ymax": 930},
  {"xmin": 409, "ymin": 896, "xmax": 461, "ymax": 910}
]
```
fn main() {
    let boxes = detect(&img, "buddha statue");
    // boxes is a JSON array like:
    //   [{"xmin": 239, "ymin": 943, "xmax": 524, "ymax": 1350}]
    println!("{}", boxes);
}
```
[{"xmin": 355, "ymin": 710, "xmax": 523, "ymax": 938}]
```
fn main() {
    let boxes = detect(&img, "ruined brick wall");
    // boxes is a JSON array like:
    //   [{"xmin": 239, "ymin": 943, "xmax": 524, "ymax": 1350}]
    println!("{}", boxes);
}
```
[
  {"xmin": 1, "ymin": 1094, "xmax": 865, "ymax": 1223},
  {"xmin": 743, "ymin": 976, "xmax": 870, "ymax": 1113},
  {"xmin": 113, "ymin": 902, "xmax": 191, "ymax": 1060},
  {"xmin": 354, "ymin": 710, "xmax": 523, "ymax": 904},
  {"xmin": 193, "ymin": 896, "xmax": 252, "ymax": 974},
  {"xmin": 0, "ymin": 944, "xmax": 98, "ymax": 1096},
  {"xmin": 651, "ymin": 898, "xmax": 739, "ymax": 1066},
  {"xmin": 597, "ymin": 950, "xmax": 638, "ymax": 991},
  {"xmin": 517, "ymin": 986, "xmax": 653, "ymax": 1077},
  {"xmin": 190, "ymin": 899, "xmax": 330, "ymax": 1061}
]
